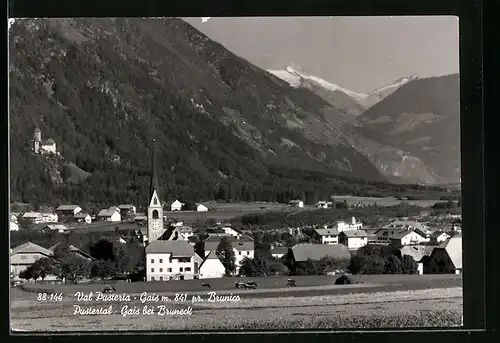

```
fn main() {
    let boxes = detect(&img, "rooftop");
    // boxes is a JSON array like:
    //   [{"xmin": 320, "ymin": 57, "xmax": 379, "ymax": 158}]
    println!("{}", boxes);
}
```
[
  {"xmin": 11, "ymin": 242, "xmax": 54, "ymax": 257},
  {"xmin": 340, "ymin": 229, "xmax": 368, "ymax": 238},
  {"xmin": 145, "ymin": 240, "xmax": 194, "ymax": 257},
  {"xmin": 56, "ymin": 205, "xmax": 80, "ymax": 211},
  {"xmin": 315, "ymin": 228, "xmax": 339, "ymax": 236}
]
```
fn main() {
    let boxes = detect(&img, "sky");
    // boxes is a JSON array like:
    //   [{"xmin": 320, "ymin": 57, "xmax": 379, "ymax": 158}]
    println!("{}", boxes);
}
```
[{"xmin": 182, "ymin": 16, "xmax": 459, "ymax": 94}]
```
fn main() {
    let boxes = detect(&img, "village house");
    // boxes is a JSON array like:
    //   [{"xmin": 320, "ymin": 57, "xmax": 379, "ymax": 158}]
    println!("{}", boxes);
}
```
[
  {"xmin": 196, "ymin": 203, "xmax": 208, "ymax": 212},
  {"xmin": 288, "ymin": 243, "xmax": 351, "ymax": 272},
  {"xmin": 159, "ymin": 225, "xmax": 195, "ymax": 241},
  {"xmin": 430, "ymin": 231, "xmax": 451, "ymax": 244},
  {"xmin": 10, "ymin": 220, "xmax": 19, "ymax": 231},
  {"xmin": 11, "ymin": 212, "xmax": 20, "ymax": 222},
  {"xmin": 221, "ymin": 224, "xmax": 244, "ymax": 239},
  {"xmin": 338, "ymin": 230, "xmax": 368, "ymax": 250},
  {"xmin": 313, "ymin": 227, "xmax": 339, "ymax": 245},
  {"xmin": 40, "ymin": 213, "xmax": 58, "ymax": 223},
  {"xmin": 198, "ymin": 251, "xmax": 226, "ymax": 279},
  {"xmin": 49, "ymin": 243, "xmax": 93, "ymax": 260},
  {"xmin": 10, "ymin": 242, "xmax": 54, "ymax": 277},
  {"xmin": 42, "ymin": 224, "xmax": 69, "ymax": 233},
  {"xmin": 270, "ymin": 246, "xmax": 289, "ymax": 259},
  {"xmin": 375, "ymin": 228, "xmax": 429, "ymax": 246},
  {"xmin": 170, "ymin": 200, "xmax": 184, "ymax": 211},
  {"xmin": 202, "ymin": 236, "xmax": 255, "ymax": 273},
  {"xmin": 21, "ymin": 212, "xmax": 45, "ymax": 224},
  {"xmin": 400, "ymin": 245, "xmax": 436, "ymax": 274},
  {"xmin": 96, "ymin": 209, "xmax": 121, "ymax": 222},
  {"xmin": 316, "ymin": 201, "xmax": 333, "ymax": 209},
  {"xmin": 288, "ymin": 200, "xmax": 304, "ymax": 208},
  {"xmin": 118, "ymin": 204, "xmax": 137, "ymax": 215},
  {"xmin": 56, "ymin": 205, "xmax": 82, "ymax": 221},
  {"xmin": 145, "ymin": 240, "xmax": 196, "ymax": 281},
  {"xmin": 74, "ymin": 212, "xmax": 92, "ymax": 224},
  {"xmin": 426, "ymin": 235, "xmax": 462, "ymax": 274},
  {"xmin": 328, "ymin": 217, "xmax": 363, "ymax": 232},
  {"xmin": 388, "ymin": 220, "xmax": 430, "ymax": 235}
]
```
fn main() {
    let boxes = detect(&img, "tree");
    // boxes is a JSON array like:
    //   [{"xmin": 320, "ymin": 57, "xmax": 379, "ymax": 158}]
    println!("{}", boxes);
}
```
[
  {"xmin": 31, "ymin": 257, "xmax": 56, "ymax": 281},
  {"xmin": 91, "ymin": 259, "xmax": 117, "ymax": 280},
  {"xmin": 384, "ymin": 255, "xmax": 402, "ymax": 274},
  {"xmin": 348, "ymin": 255, "xmax": 364, "ymax": 275},
  {"xmin": 401, "ymin": 254, "xmax": 419, "ymax": 274},
  {"xmin": 58, "ymin": 255, "xmax": 91, "ymax": 283},
  {"xmin": 53, "ymin": 243, "xmax": 72, "ymax": 260},
  {"xmin": 90, "ymin": 239, "xmax": 115, "ymax": 261},
  {"xmin": 238, "ymin": 257, "xmax": 255, "ymax": 277},
  {"xmin": 216, "ymin": 237, "xmax": 236, "ymax": 276},
  {"xmin": 360, "ymin": 255, "xmax": 386, "ymax": 274}
]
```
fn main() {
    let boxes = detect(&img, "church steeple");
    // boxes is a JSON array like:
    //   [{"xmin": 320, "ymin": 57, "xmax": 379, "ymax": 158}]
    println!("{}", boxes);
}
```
[
  {"xmin": 149, "ymin": 138, "xmax": 160, "ymax": 202},
  {"xmin": 147, "ymin": 137, "xmax": 164, "ymax": 244}
]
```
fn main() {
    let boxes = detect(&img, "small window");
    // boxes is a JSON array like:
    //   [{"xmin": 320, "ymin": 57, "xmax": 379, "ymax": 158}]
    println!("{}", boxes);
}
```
[
  {"xmin": 247, "ymin": 251, "xmax": 250, "ymax": 255},
  {"xmin": 159, "ymin": 259, "xmax": 163, "ymax": 263},
  {"xmin": 239, "ymin": 251, "xmax": 242, "ymax": 255},
  {"xmin": 185, "ymin": 267, "xmax": 191, "ymax": 272},
  {"xmin": 152, "ymin": 210, "xmax": 159, "ymax": 219},
  {"xmin": 154, "ymin": 197, "xmax": 158, "ymax": 205},
  {"xmin": 168, "ymin": 268, "xmax": 172, "ymax": 272},
  {"xmin": 169, "ymin": 276, "xmax": 172, "ymax": 280},
  {"xmin": 159, "ymin": 268, "xmax": 163, "ymax": 272},
  {"xmin": 159, "ymin": 277, "xmax": 163, "ymax": 281},
  {"xmin": 151, "ymin": 276, "xmax": 155, "ymax": 281},
  {"xmin": 151, "ymin": 259, "xmax": 154, "ymax": 263},
  {"xmin": 151, "ymin": 268, "xmax": 154, "ymax": 272},
  {"xmin": 180, "ymin": 267, "xmax": 184, "ymax": 272}
]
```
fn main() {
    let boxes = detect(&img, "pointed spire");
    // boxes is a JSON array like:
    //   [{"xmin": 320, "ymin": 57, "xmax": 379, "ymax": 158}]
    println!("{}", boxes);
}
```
[{"xmin": 149, "ymin": 138, "xmax": 160, "ymax": 202}]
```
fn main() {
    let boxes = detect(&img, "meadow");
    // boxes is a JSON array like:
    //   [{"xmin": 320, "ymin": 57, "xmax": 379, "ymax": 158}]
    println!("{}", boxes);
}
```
[{"xmin": 10, "ymin": 286, "xmax": 463, "ymax": 331}]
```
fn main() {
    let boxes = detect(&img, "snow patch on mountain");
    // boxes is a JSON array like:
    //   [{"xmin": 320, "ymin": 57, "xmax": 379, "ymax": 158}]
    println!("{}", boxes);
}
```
[
  {"xmin": 268, "ymin": 66, "xmax": 369, "ymax": 103},
  {"xmin": 370, "ymin": 75, "xmax": 419, "ymax": 95}
]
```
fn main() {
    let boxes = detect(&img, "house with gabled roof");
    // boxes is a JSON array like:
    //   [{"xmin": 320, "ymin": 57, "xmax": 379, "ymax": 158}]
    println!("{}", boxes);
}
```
[
  {"xmin": 170, "ymin": 200, "xmax": 183, "ymax": 211},
  {"xmin": 313, "ymin": 227, "xmax": 339, "ymax": 245},
  {"xmin": 74, "ymin": 212, "xmax": 92, "ymax": 223},
  {"xmin": 202, "ymin": 235, "xmax": 254, "ymax": 273},
  {"xmin": 145, "ymin": 240, "xmax": 195, "ymax": 281},
  {"xmin": 97, "ymin": 209, "xmax": 121, "ymax": 222},
  {"xmin": 56, "ymin": 205, "xmax": 82, "ymax": 216},
  {"xmin": 288, "ymin": 200, "xmax": 304, "ymax": 208},
  {"xmin": 42, "ymin": 224, "xmax": 69, "ymax": 233},
  {"xmin": 426, "ymin": 235, "xmax": 462, "ymax": 274},
  {"xmin": 198, "ymin": 251, "xmax": 225, "ymax": 279},
  {"xmin": 287, "ymin": 243, "xmax": 351, "ymax": 273},
  {"xmin": 270, "ymin": 246, "xmax": 289, "ymax": 259},
  {"xmin": 10, "ymin": 242, "xmax": 54, "ymax": 277},
  {"xmin": 118, "ymin": 204, "xmax": 137, "ymax": 214},
  {"xmin": 338, "ymin": 230, "xmax": 368, "ymax": 250},
  {"xmin": 430, "ymin": 231, "xmax": 451, "ymax": 244},
  {"xmin": 400, "ymin": 245, "xmax": 437, "ymax": 274}
]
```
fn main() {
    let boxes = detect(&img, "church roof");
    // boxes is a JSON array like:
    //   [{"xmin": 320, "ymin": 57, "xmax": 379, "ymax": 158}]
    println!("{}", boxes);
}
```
[{"xmin": 149, "ymin": 138, "xmax": 160, "ymax": 202}]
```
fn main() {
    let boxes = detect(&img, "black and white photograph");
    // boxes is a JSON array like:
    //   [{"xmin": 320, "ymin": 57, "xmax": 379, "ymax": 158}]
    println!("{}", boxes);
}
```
[{"xmin": 9, "ymin": 16, "xmax": 462, "ymax": 331}]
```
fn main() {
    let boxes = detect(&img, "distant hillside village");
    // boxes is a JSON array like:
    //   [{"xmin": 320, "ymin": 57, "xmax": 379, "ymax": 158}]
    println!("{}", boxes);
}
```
[{"xmin": 10, "ymin": 140, "xmax": 463, "ymax": 284}]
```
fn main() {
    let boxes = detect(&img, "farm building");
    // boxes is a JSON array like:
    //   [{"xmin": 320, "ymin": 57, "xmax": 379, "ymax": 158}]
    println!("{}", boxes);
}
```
[
  {"xmin": 118, "ymin": 204, "xmax": 137, "ymax": 214},
  {"xmin": 10, "ymin": 242, "xmax": 54, "ymax": 277},
  {"xmin": 56, "ymin": 205, "xmax": 82, "ymax": 217},
  {"xmin": 313, "ymin": 227, "xmax": 339, "ymax": 245},
  {"xmin": 21, "ymin": 212, "xmax": 44, "ymax": 224},
  {"xmin": 426, "ymin": 235, "xmax": 462, "ymax": 274},
  {"xmin": 338, "ymin": 230, "xmax": 368, "ymax": 250},
  {"xmin": 49, "ymin": 243, "xmax": 93, "ymax": 260},
  {"xmin": 96, "ymin": 209, "xmax": 121, "ymax": 222},
  {"xmin": 198, "ymin": 251, "xmax": 226, "ymax": 279},
  {"xmin": 40, "ymin": 213, "xmax": 58, "ymax": 223},
  {"xmin": 196, "ymin": 204, "xmax": 208, "ymax": 212},
  {"xmin": 400, "ymin": 245, "xmax": 437, "ymax": 274},
  {"xmin": 430, "ymin": 231, "xmax": 451, "ymax": 244},
  {"xmin": 288, "ymin": 200, "xmax": 304, "ymax": 208},
  {"xmin": 170, "ymin": 200, "xmax": 183, "ymax": 211},
  {"xmin": 74, "ymin": 212, "xmax": 92, "ymax": 224},
  {"xmin": 316, "ymin": 201, "xmax": 333, "ymax": 209},
  {"xmin": 270, "ymin": 247, "xmax": 288, "ymax": 259},
  {"xmin": 221, "ymin": 224, "xmax": 244, "ymax": 239},
  {"xmin": 145, "ymin": 240, "xmax": 196, "ymax": 281}
]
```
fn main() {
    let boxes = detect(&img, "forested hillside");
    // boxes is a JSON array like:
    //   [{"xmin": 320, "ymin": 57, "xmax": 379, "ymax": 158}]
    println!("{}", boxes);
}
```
[{"xmin": 9, "ymin": 18, "xmax": 444, "ymax": 209}]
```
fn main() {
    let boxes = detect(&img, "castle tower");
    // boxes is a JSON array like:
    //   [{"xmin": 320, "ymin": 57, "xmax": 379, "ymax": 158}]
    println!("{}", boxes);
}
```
[
  {"xmin": 147, "ymin": 138, "xmax": 164, "ymax": 243},
  {"xmin": 33, "ymin": 127, "xmax": 41, "ymax": 154}
]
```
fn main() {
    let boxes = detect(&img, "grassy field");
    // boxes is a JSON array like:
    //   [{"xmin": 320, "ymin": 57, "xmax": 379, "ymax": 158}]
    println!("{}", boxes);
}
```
[
  {"xmin": 18, "ymin": 274, "xmax": 462, "ymax": 296},
  {"xmin": 10, "ymin": 286, "xmax": 463, "ymax": 331}
]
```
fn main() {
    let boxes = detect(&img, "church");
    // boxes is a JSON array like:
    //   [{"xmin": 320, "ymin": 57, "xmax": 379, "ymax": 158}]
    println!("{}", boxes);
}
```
[{"xmin": 144, "ymin": 139, "xmax": 198, "ymax": 281}]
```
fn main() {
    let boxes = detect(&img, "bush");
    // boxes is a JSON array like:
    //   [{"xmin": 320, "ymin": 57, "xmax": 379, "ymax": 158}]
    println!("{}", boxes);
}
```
[{"xmin": 334, "ymin": 274, "xmax": 354, "ymax": 285}]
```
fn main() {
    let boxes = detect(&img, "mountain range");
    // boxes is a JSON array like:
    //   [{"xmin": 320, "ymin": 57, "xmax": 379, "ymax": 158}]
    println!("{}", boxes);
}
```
[{"xmin": 8, "ymin": 18, "xmax": 458, "ymax": 207}]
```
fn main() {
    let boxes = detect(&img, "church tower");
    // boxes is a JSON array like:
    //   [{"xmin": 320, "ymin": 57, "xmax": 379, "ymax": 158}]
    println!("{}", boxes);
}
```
[{"xmin": 147, "ymin": 138, "xmax": 164, "ymax": 243}]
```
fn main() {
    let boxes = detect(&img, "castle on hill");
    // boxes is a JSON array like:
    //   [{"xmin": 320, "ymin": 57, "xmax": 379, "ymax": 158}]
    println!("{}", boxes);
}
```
[{"xmin": 32, "ymin": 127, "xmax": 58, "ymax": 155}]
